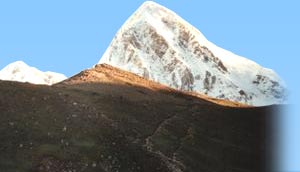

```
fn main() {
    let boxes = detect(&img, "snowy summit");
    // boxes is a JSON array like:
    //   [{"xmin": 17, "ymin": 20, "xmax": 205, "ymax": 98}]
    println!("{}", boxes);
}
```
[
  {"xmin": 0, "ymin": 61, "xmax": 67, "ymax": 85},
  {"xmin": 99, "ymin": 1, "xmax": 286, "ymax": 106}
]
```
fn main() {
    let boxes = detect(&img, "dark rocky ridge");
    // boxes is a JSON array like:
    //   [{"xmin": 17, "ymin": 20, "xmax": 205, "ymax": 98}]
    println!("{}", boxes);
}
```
[{"xmin": 0, "ymin": 64, "xmax": 278, "ymax": 172}]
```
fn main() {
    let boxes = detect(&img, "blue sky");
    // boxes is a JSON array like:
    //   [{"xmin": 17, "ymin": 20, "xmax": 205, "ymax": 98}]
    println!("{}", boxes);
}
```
[{"xmin": 0, "ymin": 0, "xmax": 299, "ymax": 170}]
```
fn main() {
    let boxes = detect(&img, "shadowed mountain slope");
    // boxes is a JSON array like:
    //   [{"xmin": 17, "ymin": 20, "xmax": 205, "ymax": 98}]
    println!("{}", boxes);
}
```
[{"xmin": 0, "ymin": 64, "xmax": 277, "ymax": 172}]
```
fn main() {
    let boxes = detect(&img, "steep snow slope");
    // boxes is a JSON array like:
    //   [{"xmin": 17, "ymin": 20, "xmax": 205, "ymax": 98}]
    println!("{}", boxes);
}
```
[
  {"xmin": 0, "ymin": 61, "xmax": 67, "ymax": 85},
  {"xmin": 99, "ymin": 1, "xmax": 286, "ymax": 106}
]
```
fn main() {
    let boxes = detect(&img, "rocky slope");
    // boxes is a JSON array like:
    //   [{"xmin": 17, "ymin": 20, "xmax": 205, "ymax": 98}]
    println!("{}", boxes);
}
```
[
  {"xmin": 0, "ymin": 61, "xmax": 67, "ymax": 85},
  {"xmin": 0, "ymin": 64, "xmax": 278, "ymax": 172},
  {"xmin": 99, "ymin": 1, "xmax": 286, "ymax": 106}
]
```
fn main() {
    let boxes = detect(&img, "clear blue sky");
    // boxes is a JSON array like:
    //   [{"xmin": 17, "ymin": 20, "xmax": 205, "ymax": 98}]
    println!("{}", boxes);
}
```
[{"xmin": 0, "ymin": 0, "xmax": 299, "ymax": 170}]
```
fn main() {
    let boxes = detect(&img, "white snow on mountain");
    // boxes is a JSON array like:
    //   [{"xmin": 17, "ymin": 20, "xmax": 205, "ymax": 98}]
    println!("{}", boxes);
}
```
[
  {"xmin": 99, "ymin": 1, "xmax": 286, "ymax": 106},
  {"xmin": 0, "ymin": 61, "xmax": 67, "ymax": 85}
]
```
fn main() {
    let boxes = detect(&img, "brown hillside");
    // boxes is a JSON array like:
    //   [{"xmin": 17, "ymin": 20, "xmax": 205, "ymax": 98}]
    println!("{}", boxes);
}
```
[{"xmin": 0, "ymin": 64, "xmax": 279, "ymax": 172}]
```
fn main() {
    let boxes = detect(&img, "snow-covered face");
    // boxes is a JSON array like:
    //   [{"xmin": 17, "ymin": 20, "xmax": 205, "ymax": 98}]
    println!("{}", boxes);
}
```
[{"xmin": 98, "ymin": 1, "xmax": 286, "ymax": 106}]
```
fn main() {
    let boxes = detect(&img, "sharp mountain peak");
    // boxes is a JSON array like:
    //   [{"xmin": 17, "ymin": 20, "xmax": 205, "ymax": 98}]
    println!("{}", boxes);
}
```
[{"xmin": 99, "ymin": 1, "xmax": 286, "ymax": 106}]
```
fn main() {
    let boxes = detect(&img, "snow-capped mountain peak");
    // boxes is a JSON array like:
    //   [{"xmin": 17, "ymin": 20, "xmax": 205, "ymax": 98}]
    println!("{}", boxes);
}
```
[
  {"xmin": 0, "ymin": 61, "xmax": 67, "ymax": 85},
  {"xmin": 99, "ymin": 1, "xmax": 286, "ymax": 106}
]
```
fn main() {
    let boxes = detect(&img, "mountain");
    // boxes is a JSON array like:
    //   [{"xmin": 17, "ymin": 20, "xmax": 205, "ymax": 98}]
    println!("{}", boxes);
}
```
[
  {"xmin": 99, "ymin": 1, "xmax": 286, "ymax": 106},
  {"xmin": 0, "ymin": 64, "xmax": 276, "ymax": 172},
  {"xmin": 0, "ymin": 61, "xmax": 67, "ymax": 85}
]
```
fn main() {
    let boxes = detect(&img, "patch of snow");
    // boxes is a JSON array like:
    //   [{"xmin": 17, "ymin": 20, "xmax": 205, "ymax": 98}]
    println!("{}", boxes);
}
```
[{"xmin": 0, "ymin": 61, "xmax": 67, "ymax": 85}]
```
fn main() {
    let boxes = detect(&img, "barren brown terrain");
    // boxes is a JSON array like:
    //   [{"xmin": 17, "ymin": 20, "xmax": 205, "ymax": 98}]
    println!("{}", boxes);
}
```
[{"xmin": 0, "ymin": 64, "xmax": 279, "ymax": 172}]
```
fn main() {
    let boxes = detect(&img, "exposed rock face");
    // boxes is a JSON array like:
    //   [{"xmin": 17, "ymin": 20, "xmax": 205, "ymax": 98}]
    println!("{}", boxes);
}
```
[
  {"xmin": 0, "ymin": 64, "xmax": 277, "ymax": 172},
  {"xmin": 99, "ymin": 1, "xmax": 286, "ymax": 106}
]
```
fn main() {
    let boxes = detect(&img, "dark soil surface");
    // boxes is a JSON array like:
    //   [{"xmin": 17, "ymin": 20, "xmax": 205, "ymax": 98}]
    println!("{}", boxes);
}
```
[{"xmin": 0, "ymin": 64, "xmax": 279, "ymax": 172}]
